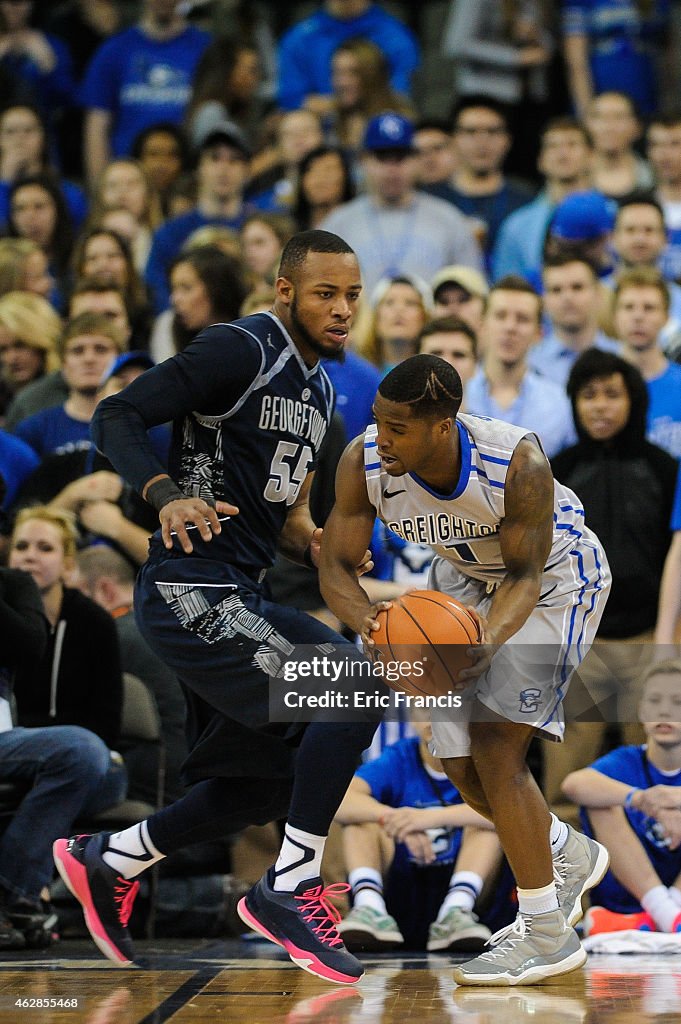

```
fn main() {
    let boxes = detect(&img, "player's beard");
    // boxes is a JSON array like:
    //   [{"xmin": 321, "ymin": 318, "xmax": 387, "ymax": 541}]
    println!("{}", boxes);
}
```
[{"xmin": 290, "ymin": 296, "xmax": 346, "ymax": 364}]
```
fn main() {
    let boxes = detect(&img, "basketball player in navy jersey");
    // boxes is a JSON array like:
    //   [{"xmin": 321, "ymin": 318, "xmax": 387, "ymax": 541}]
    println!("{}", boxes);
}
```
[
  {"xmin": 52, "ymin": 231, "xmax": 383, "ymax": 985},
  {"xmin": 319, "ymin": 348, "xmax": 613, "ymax": 986}
]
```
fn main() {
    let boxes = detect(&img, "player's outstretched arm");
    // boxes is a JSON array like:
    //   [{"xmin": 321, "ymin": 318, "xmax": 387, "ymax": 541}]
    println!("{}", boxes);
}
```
[{"xmin": 319, "ymin": 437, "xmax": 385, "ymax": 641}]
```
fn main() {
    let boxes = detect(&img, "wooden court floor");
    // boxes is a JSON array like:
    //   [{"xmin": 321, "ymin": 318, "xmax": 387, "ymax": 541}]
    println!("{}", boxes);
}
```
[{"xmin": 0, "ymin": 939, "xmax": 679, "ymax": 1024}]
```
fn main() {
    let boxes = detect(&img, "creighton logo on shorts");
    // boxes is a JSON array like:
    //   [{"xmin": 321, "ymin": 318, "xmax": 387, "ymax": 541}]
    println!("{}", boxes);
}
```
[{"xmin": 518, "ymin": 688, "xmax": 542, "ymax": 714}]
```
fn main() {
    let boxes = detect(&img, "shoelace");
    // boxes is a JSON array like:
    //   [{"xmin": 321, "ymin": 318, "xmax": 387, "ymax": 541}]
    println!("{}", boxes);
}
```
[
  {"xmin": 113, "ymin": 878, "xmax": 140, "ymax": 928},
  {"xmin": 295, "ymin": 882, "xmax": 350, "ymax": 948},
  {"xmin": 552, "ymin": 853, "xmax": 577, "ymax": 893},
  {"xmin": 478, "ymin": 914, "xmax": 531, "ymax": 961}
]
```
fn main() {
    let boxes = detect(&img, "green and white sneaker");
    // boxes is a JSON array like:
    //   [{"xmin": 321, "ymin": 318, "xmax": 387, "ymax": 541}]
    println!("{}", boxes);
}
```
[
  {"xmin": 427, "ymin": 907, "xmax": 492, "ymax": 952},
  {"xmin": 336, "ymin": 905, "xmax": 404, "ymax": 952},
  {"xmin": 553, "ymin": 825, "xmax": 610, "ymax": 927},
  {"xmin": 452, "ymin": 909, "xmax": 586, "ymax": 987}
]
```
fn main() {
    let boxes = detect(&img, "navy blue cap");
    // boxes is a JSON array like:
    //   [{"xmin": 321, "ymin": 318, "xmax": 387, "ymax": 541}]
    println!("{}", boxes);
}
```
[
  {"xmin": 550, "ymin": 191, "xmax": 616, "ymax": 241},
  {"xmin": 104, "ymin": 350, "xmax": 154, "ymax": 383},
  {"xmin": 363, "ymin": 113, "xmax": 415, "ymax": 153}
]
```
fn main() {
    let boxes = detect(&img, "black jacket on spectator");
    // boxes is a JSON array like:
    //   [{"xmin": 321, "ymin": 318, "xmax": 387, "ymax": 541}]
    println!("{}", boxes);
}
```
[
  {"xmin": 15, "ymin": 586, "xmax": 122, "ymax": 749},
  {"xmin": 551, "ymin": 388, "xmax": 678, "ymax": 639}
]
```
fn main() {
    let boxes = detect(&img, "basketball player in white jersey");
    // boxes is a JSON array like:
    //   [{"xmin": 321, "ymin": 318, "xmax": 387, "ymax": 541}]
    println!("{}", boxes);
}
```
[{"xmin": 319, "ymin": 346, "xmax": 612, "ymax": 986}]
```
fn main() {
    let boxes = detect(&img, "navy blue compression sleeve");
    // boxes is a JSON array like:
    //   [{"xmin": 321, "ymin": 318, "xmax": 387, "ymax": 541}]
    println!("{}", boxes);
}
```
[{"xmin": 91, "ymin": 324, "xmax": 263, "ymax": 494}]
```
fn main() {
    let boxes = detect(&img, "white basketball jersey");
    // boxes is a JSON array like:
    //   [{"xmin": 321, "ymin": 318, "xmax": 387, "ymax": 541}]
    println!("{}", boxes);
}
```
[{"xmin": 364, "ymin": 413, "xmax": 595, "ymax": 585}]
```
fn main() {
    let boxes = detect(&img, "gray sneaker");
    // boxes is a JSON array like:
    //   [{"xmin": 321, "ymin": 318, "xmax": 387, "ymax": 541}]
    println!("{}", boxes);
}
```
[
  {"xmin": 336, "ymin": 905, "xmax": 404, "ymax": 951},
  {"xmin": 452, "ymin": 909, "xmax": 586, "ymax": 986},
  {"xmin": 553, "ymin": 825, "xmax": 610, "ymax": 927},
  {"xmin": 427, "ymin": 907, "xmax": 492, "ymax": 952}
]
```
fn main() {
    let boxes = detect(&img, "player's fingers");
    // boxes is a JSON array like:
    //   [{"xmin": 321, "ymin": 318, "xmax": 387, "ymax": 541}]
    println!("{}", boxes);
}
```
[
  {"xmin": 161, "ymin": 517, "xmax": 173, "ymax": 549},
  {"xmin": 174, "ymin": 522, "xmax": 194, "ymax": 554},
  {"xmin": 215, "ymin": 500, "xmax": 239, "ymax": 516}
]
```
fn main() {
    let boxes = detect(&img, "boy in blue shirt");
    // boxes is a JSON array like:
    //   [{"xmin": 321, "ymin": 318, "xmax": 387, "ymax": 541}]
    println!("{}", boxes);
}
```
[
  {"xmin": 335, "ymin": 712, "xmax": 501, "ymax": 951},
  {"xmin": 563, "ymin": 659, "xmax": 681, "ymax": 935}
]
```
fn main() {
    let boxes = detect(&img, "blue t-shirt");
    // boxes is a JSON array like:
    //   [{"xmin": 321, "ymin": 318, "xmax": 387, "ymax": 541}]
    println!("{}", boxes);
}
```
[
  {"xmin": 0, "ymin": 429, "xmax": 39, "ymax": 509},
  {"xmin": 277, "ymin": 5, "xmax": 419, "ymax": 110},
  {"xmin": 321, "ymin": 351, "xmax": 381, "ymax": 442},
  {"xmin": 647, "ymin": 361, "xmax": 681, "ymax": 459},
  {"xmin": 15, "ymin": 404, "xmax": 170, "ymax": 465},
  {"xmin": 581, "ymin": 743, "xmax": 681, "ymax": 912},
  {"xmin": 81, "ymin": 26, "xmax": 210, "ymax": 157},
  {"xmin": 356, "ymin": 736, "xmax": 464, "ymax": 867}
]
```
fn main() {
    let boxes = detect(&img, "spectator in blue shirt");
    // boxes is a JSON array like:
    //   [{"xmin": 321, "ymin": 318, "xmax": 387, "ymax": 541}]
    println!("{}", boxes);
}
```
[
  {"xmin": 0, "ymin": 429, "xmax": 38, "ymax": 509},
  {"xmin": 277, "ymin": 0, "xmax": 419, "ymax": 113},
  {"xmin": 492, "ymin": 118, "xmax": 593, "ymax": 282},
  {"xmin": 613, "ymin": 267, "xmax": 681, "ymax": 459},
  {"xmin": 80, "ymin": 0, "xmax": 210, "ymax": 184},
  {"xmin": 0, "ymin": 0, "xmax": 76, "ymax": 121},
  {"xmin": 145, "ymin": 123, "xmax": 255, "ymax": 313},
  {"xmin": 563, "ymin": 659, "xmax": 681, "ymax": 935}
]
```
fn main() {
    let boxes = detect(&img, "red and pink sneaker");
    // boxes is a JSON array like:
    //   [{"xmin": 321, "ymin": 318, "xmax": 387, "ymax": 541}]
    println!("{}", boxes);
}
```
[
  {"xmin": 53, "ymin": 834, "xmax": 139, "ymax": 965},
  {"xmin": 238, "ymin": 868, "xmax": 364, "ymax": 985}
]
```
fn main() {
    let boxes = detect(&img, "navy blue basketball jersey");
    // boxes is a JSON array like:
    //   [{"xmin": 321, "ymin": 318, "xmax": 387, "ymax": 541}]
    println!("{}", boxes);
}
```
[{"xmin": 92, "ymin": 312, "xmax": 334, "ymax": 573}]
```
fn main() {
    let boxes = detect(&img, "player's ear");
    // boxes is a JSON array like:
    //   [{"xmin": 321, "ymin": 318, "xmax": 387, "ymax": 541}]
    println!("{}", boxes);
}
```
[
  {"xmin": 276, "ymin": 276, "xmax": 294, "ymax": 306},
  {"xmin": 438, "ymin": 417, "xmax": 453, "ymax": 437}
]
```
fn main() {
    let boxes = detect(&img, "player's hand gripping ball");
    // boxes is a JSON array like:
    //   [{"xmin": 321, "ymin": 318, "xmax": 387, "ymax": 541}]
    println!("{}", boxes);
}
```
[{"xmin": 372, "ymin": 590, "xmax": 482, "ymax": 697}]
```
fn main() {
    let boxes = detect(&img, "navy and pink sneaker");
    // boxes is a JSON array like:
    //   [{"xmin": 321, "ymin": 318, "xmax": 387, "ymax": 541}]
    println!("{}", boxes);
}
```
[
  {"xmin": 52, "ymin": 834, "xmax": 139, "ymax": 965},
  {"xmin": 237, "ymin": 868, "xmax": 364, "ymax": 985}
]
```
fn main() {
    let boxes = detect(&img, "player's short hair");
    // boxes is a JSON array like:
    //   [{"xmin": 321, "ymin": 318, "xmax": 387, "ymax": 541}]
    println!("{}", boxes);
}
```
[
  {"xmin": 418, "ymin": 316, "xmax": 478, "ymax": 357},
  {"xmin": 378, "ymin": 354, "xmax": 462, "ymax": 419},
  {"xmin": 278, "ymin": 230, "xmax": 355, "ymax": 281},
  {"xmin": 614, "ymin": 266, "xmax": 670, "ymax": 313}
]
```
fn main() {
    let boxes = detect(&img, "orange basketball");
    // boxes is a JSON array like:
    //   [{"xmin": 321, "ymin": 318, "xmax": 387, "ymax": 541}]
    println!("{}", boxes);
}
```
[{"xmin": 372, "ymin": 590, "xmax": 483, "ymax": 698}]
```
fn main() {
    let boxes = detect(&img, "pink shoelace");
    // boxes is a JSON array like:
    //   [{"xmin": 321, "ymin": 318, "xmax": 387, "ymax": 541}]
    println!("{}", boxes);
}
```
[
  {"xmin": 113, "ymin": 878, "xmax": 140, "ymax": 928},
  {"xmin": 294, "ymin": 882, "xmax": 350, "ymax": 948}
]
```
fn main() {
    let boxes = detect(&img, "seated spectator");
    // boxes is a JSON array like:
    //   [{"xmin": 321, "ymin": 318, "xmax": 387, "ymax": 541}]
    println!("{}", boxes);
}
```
[
  {"xmin": 8, "ymin": 505, "xmax": 126, "ymax": 780},
  {"xmin": 586, "ymin": 92, "xmax": 654, "ymax": 200},
  {"xmin": 430, "ymin": 97, "xmax": 534, "ymax": 267},
  {"xmin": 291, "ymin": 146, "xmax": 355, "ymax": 232},
  {"xmin": 492, "ymin": 117, "xmax": 593, "ymax": 282},
  {"xmin": 89, "ymin": 159, "xmax": 163, "ymax": 273},
  {"xmin": 335, "ymin": 713, "xmax": 500, "ymax": 952},
  {"xmin": 149, "ymin": 245, "xmax": 248, "ymax": 364},
  {"xmin": 145, "ymin": 123, "xmax": 254, "ymax": 313},
  {"xmin": 0, "ymin": 238, "xmax": 53, "ymax": 301},
  {"xmin": 467, "ymin": 276, "xmax": 576, "ymax": 457},
  {"xmin": 430, "ymin": 265, "xmax": 488, "ymax": 338},
  {"xmin": 0, "ymin": 511, "xmax": 120, "ymax": 949},
  {"xmin": 656, "ymin": 469, "xmax": 681, "ymax": 645},
  {"xmin": 71, "ymin": 228, "xmax": 151, "ymax": 346},
  {"xmin": 533, "ymin": 255, "xmax": 619, "ymax": 386},
  {"xmin": 0, "ymin": 1, "xmax": 75, "ymax": 122},
  {"xmin": 276, "ymin": 0, "xmax": 419, "ymax": 112},
  {"xmin": 543, "ymin": 190, "xmax": 616, "ymax": 282},
  {"xmin": 80, "ymin": 0, "xmax": 210, "ymax": 184},
  {"xmin": 327, "ymin": 38, "xmax": 414, "ymax": 158},
  {"xmin": 544, "ymin": 350, "xmax": 677, "ymax": 822},
  {"xmin": 239, "ymin": 213, "xmax": 296, "ymax": 291},
  {"xmin": 0, "ymin": 291, "xmax": 61, "ymax": 420},
  {"xmin": 414, "ymin": 119, "xmax": 458, "ymax": 191},
  {"xmin": 75, "ymin": 545, "xmax": 188, "ymax": 806},
  {"xmin": 613, "ymin": 268, "xmax": 681, "ymax": 458},
  {"xmin": 131, "ymin": 122, "xmax": 190, "ymax": 218},
  {"xmin": 322, "ymin": 113, "xmax": 483, "ymax": 295},
  {"xmin": 0, "ymin": 103, "xmax": 86, "ymax": 230},
  {"xmin": 562, "ymin": 660, "xmax": 681, "ymax": 935},
  {"xmin": 247, "ymin": 109, "xmax": 324, "ymax": 212},
  {"xmin": 7, "ymin": 173, "xmax": 75, "ymax": 310},
  {"xmin": 4, "ymin": 278, "xmax": 132, "ymax": 432},
  {"xmin": 418, "ymin": 316, "xmax": 478, "ymax": 411},
  {"xmin": 14, "ymin": 312, "xmax": 125, "ymax": 458},
  {"xmin": 354, "ymin": 275, "xmax": 431, "ymax": 372},
  {"xmin": 185, "ymin": 38, "xmax": 267, "ymax": 155}
]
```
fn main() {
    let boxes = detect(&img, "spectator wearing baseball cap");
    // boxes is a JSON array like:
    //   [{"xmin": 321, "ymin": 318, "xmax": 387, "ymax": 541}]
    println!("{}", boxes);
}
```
[
  {"xmin": 544, "ymin": 190, "xmax": 617, "ymax": 277},
  {"xmin": 431, "ymin": 265, "xmax": 489, "ymax": 336},
  {"xmin": 145, "ymin": 121, "xmax": 258, "ymax": 314},
  {"xmin": 321, "ymin": 113, "xmax": 483, "ymax": 294}
]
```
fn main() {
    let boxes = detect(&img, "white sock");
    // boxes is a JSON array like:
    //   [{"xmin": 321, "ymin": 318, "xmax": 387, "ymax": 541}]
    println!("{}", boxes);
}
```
[
  {"xmin": 641, "ymin": 885, "xmax": 681, "ymax": 932},
  {"xmin": 549, "ymin": 814, "xmax": 569, "ymax": 854},
  {"xmin": 517, "ymin": 882, "xmax": 559, "ymax": 916},
  {"xmin": 102, "ymin": 821, "xmax": 165, "ymax": 879},
  {"xmin": 438, "ymin": 870, "xmax": 483, "ymax": 918},
  {"xmin": 273, "ymin": 825, "xmax": 326, "ymax": 891},
  {"xmin": 668, "ymin": 887, "xmax": 681, "ymax": 909},
  {"xmin": 348, "ymin": 867, "xmax": 386, "ymax": 914}
]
